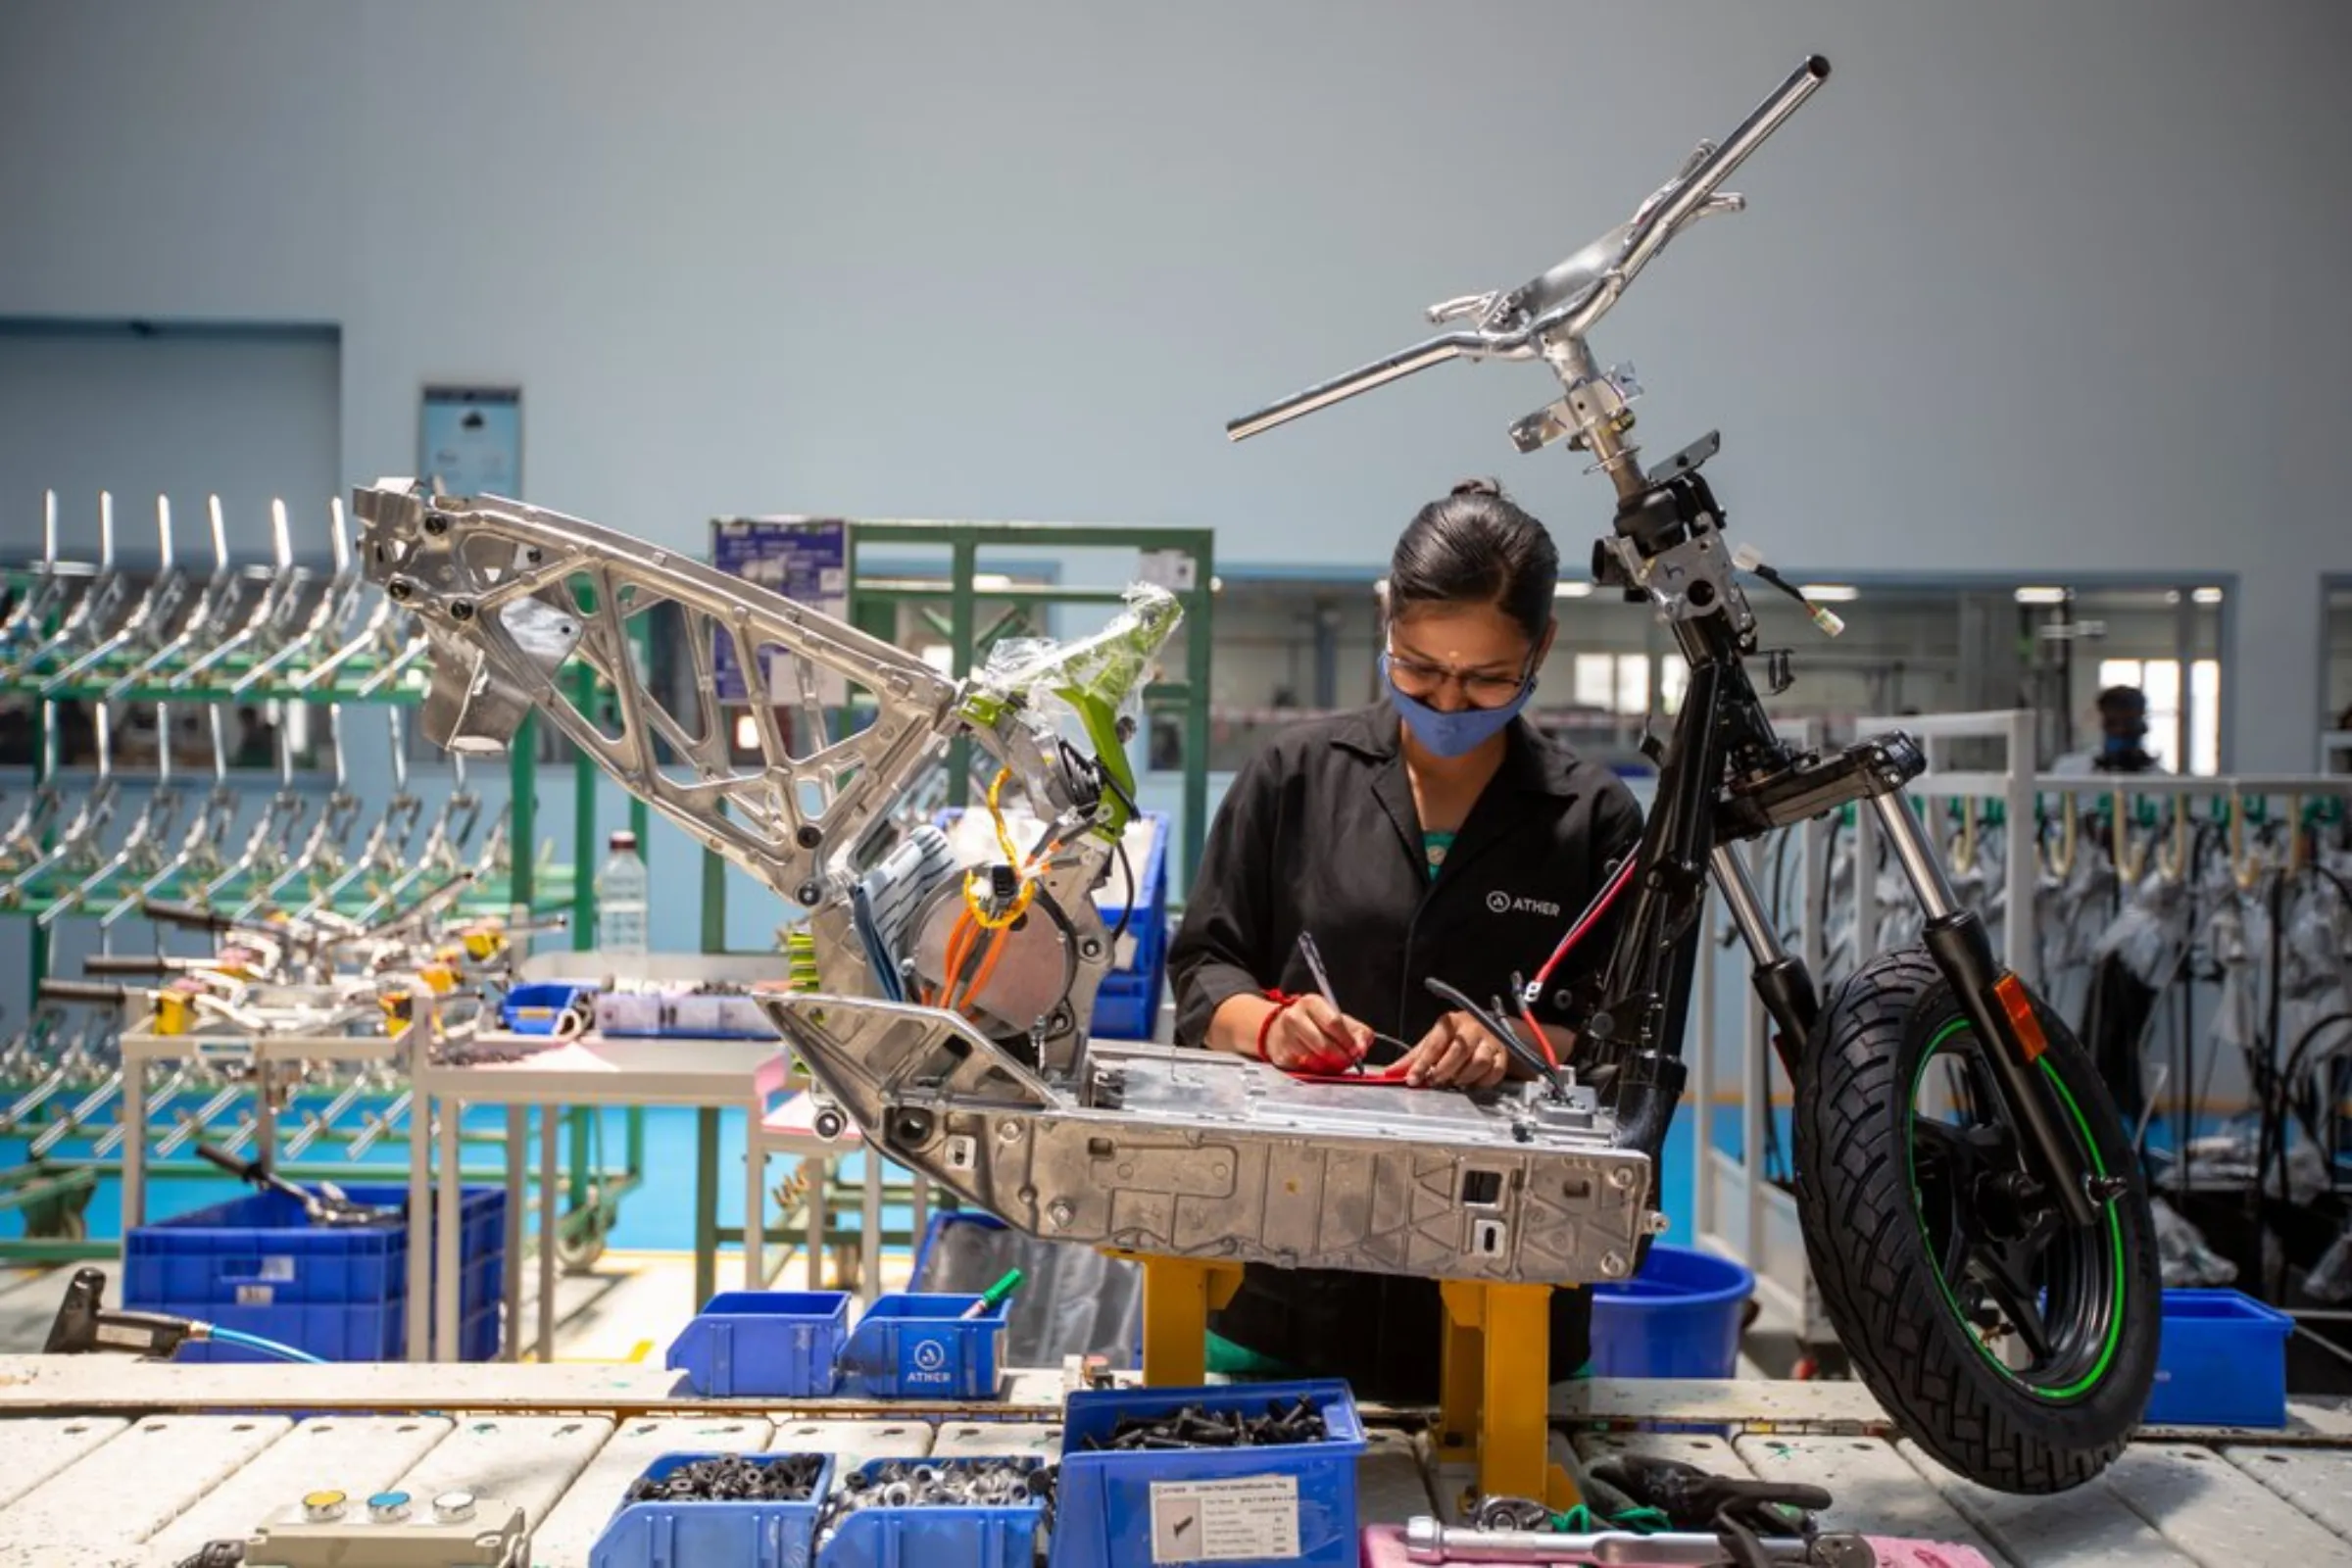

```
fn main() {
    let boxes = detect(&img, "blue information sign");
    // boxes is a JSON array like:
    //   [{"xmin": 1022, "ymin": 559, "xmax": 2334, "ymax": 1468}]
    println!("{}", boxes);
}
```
[{"xmin": 710, "ymin": 516, "xmax": 851, "ymax": 703}]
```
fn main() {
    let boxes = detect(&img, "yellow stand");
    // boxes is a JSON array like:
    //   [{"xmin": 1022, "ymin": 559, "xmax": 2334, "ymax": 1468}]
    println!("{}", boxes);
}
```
[
  {"xmin": 1109, "ymin": 1250, "xmax": 1246, "ymax": 1387},
  {"xmin": 1115, "ymin": 1252, "xmax": 1579, "ymax": 1513},
  {"xmin": 1436, "ymin": 1280, "xmax": 1582, "ymax": 1511}
]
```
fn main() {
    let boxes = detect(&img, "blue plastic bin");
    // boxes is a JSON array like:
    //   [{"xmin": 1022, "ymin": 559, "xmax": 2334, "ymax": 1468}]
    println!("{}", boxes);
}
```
[
  {"xmin": 1589, "ymin": 1244, "xmax": 1753, "ymax": 1379},
  {"xmin": 125, "ymin": 1184, "xmax": 503, "ymax": 1363},
  {"xmin": 589, "ymin": 1451, "xmax": 836, "ymax": 1568},
  {"xmin": 1091, "ymin": 812, "xmax": 1171, "ymax": 1041},
  {"xmin": 836, "ymin": 1293, "xmax": 1005, "ymax": 1400},
  {"xmin": 1051, "ymin": 1380, "xmax": 1366, "ymax": 1568},
  {"xmin": 817, "ymin": 1458, "xmax": 1045, "ymax": 1568},
  {"xmin": 501, "ymin": 980, "xmax": 596, "ymax": 1034},
  {"xmin": 2147, "ymin": 1289, "xmax": 2293, "ymax": 1428},
  {"xmin": 667, "ymin": 1291, "xmax": 852, "ymax": 1397}
]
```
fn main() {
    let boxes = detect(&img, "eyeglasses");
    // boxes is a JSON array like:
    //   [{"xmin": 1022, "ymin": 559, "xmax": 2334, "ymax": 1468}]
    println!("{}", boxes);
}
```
[{"xmin": 1387, "ymin": 646, "xmax": 1532, "ymax": 709}]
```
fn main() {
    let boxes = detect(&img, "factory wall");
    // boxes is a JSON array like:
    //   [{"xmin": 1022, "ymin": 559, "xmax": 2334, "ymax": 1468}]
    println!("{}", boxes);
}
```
[{"xmin": 1, "ymin": 2, "xmax": 2348, "ymax": 777}]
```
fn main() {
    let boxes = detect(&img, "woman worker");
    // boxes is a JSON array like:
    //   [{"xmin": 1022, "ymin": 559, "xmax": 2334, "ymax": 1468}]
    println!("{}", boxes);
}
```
[{"xmin": 1166, "ymin": 478, "xmax": 1644, "ymax": 1401}]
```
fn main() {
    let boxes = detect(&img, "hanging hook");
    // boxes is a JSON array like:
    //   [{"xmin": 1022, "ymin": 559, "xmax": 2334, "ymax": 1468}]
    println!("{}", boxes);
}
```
[
  {"xmin": 1949, "ymin": 797, "xmax": 1980, "ymax": 874},
  {"xmin": 2109, "ymin": 789, "xmax": 2146, "ymax": 884},
  {"xmin": 2154, "ymin": 795, "xmax": 2189, "ymax": 883},
  {"xmin": 2227, "ymin": 788, "xmax": 2265, "ymax": 891},
  {"xmin": 2039, "ymin": 792, "xmax": 2079, "ymax": 881}
]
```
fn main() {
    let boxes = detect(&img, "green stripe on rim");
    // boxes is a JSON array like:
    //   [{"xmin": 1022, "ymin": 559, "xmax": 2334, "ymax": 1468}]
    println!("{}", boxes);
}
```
[{"xmin": 1907, "ymin": 1015, "xmax": 2127, "ymax": 1401}]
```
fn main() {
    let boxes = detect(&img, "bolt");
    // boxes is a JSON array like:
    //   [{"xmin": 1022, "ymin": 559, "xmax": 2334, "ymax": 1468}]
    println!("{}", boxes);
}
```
[
  {"xmin": 1047, "ymin": 1199, "xmax": 1075, "ymax": 1228},
  {"xmin": 386, "ymin": 579, "xmax": 414, "ymax": 602},
  {"xmin": 422, "ymin": 514, "xmax": 449, "ymax": 536},
  {"xmin": 997, "ymin": 1121, "xmax": 1023, "ymax": 1144},
  {"xmin": 1079, "ymin": 938, "xmax": 1102, "ymax": 960},
  {"xmin": 1601, "ymin": 1251, "xmax": 1628, "ymax": 1277},
  {"xmin": 1646, "ymin": 1211, "xmax": 1671, "ymax": 1235},
  {"xmin": 796, "ymin": 824, "xmax": 822, "ymax": 850},
  {"xmin": 1608, "ymin": 1166, "xmax": 1638, "ymax": 1191},
  {"xmin": 449, "ymin": 600, "xmax": 474, "ymax": 621},
  {"xmin": 796, "ymin": 882, "xmax": 822, "ymax": 906}
]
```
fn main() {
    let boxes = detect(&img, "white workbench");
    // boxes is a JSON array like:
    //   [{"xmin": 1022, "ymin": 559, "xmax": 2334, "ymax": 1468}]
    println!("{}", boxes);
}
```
[
  {"xmin": 0, "ymin": 1363, "xmax": 2347, "ymax": 1567},
  {"xmin": 406, "ymin": 1032, "xmax": 787, "ymax": 1361}
]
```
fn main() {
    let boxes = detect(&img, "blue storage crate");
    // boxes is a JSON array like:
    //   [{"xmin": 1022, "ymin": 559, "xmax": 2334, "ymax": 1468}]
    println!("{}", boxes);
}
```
[
  {"xmin": 667, "ymin": 1290, "xmax": 852, "ymax": 1397},
  {"xmin": 817, "ymin": 1458, "xmax": 1045, "ymax": 1568},
  {"xmin": 2147, "ymin": 1289, "xmax": 2293, "ymax": 1428},
  {"xmin": 938, "ymin": 808, "xmax": 1169, "ymax": 1042},
  {"xmin": 125, "ymin": 1184, "xmax": 503, "ymax": 1364},
  {"xmin": 835, "ymin": 1293, "xmax": 1005, "ymax": 1400},
  {"xmin": 1091, "ymin": 811, "xmax": 1170, "ymax": 1041},
  {"xmin": 1051, "ymin": 1380, "xmax": 1366, "ymax": 1568},
  {"xmin": 501, "ymin": 980, "xmax": 596, "ymax": 1034},
  {"xmin": 589, "ymin": 1451, "xmax": 836, "ymax": 1568}
]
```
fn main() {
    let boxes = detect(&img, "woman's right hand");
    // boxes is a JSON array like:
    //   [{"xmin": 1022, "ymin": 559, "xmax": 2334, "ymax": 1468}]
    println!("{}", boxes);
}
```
[{"xmin": 1258, "ymin": 996, "xmax": 1373, "ymax": 1072}]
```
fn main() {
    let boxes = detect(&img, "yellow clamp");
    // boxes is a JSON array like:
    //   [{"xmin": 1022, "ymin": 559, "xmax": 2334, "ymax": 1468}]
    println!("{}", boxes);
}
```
[{"xmin": 155, "ymin": 989, "xmax": 195, "ymax": 1036}]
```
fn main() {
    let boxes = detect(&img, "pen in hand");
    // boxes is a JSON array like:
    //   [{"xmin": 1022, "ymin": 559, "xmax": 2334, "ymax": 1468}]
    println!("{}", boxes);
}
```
[{"xmin": 1294, "ymin": 931, "xmax": 1364, "ymax": 1073}]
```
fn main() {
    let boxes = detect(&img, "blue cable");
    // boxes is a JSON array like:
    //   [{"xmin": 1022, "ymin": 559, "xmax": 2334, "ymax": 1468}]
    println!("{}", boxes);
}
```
[{"xmin": 205, "ymin": 1326, "xmax": 325, "ymax": 1364}]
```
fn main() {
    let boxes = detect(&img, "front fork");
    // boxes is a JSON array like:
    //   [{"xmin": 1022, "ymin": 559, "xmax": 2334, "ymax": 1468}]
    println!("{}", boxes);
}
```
[{"xmin": 1713, "ymin": 791, "xmax": 2102, "ymax": 1230}]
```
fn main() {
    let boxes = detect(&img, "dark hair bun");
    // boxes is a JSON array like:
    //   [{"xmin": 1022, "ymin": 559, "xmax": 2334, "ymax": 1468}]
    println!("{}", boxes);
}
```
[{"xmin": 1389, "ymin": 483, "xmax": 1559, "ymax": 644}]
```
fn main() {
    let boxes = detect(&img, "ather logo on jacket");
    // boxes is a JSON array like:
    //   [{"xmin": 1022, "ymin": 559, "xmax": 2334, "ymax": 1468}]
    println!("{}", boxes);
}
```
[{"xmin": 1486, "ymin": 890, "xmax": 1563, "ymax": 918}]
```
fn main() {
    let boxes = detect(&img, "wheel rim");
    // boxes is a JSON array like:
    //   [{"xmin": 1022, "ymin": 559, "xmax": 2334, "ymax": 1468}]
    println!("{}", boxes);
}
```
[{"xmin": 1906, "ymin": 1016, "xmax": 2128, "ymax": 1400}]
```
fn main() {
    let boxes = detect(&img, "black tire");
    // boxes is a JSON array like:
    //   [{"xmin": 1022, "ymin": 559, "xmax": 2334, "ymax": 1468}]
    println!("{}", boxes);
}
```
[{"xmin": 1794, "ymin": 947, "xmax": 2161, "ymax": 1493}]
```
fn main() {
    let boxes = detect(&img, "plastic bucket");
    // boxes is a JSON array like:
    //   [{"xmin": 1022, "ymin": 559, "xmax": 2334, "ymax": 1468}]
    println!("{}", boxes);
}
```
[{"xmin": 1588, "ymin": 1245, "xmax": 1753, "ymax": 1378}]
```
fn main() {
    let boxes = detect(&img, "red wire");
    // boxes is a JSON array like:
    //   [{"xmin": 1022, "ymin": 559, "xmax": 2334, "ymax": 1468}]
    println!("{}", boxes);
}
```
[{"xmin": 1531, "ymin": 855, "xmax": 1638, "ymax": 997}]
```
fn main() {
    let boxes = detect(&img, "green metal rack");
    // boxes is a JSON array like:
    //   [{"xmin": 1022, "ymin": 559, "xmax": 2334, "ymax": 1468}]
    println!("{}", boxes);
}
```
[{"xmin": 0, "ymin": 597, "xmax": 653, "ymax": 1266}]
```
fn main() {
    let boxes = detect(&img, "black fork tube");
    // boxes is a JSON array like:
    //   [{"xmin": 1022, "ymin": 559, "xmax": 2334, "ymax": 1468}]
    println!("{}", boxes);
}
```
[{"xmin": 1869, "ymin": 794, "xmax": 2100, "ymax": 1228}]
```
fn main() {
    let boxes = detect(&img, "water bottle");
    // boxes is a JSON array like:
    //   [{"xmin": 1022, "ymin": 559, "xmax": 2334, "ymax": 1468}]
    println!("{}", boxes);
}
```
[{"xmin": 596, "ymin": 829, "xmax": 650, "ymax": 956}]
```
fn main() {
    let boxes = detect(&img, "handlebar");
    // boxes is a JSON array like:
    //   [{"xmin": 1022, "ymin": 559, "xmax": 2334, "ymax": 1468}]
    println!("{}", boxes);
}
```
[
  {"xmin": 38, "ymin": 980, "xmax": 130, "ymax": 1005},
  {"xmin": 141, "ymin": 899, "xmax": 233, "ymax": 932},
  {"xmin": 1225, "ymin": 55, "xmax": 1829, "ymax": 443},
  {"xmin": 80, "ymin": 955, "xmax": 178, "ymax": 976}
]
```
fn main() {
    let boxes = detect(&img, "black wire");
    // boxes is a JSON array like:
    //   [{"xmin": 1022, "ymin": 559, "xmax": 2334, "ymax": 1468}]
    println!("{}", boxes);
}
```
[{"xmin": 1107, "ymin": 836, "xmax": 1135, "ymax": 945}]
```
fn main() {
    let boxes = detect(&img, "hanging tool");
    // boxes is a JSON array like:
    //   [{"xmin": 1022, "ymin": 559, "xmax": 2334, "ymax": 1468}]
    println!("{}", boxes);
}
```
[
  {"xmin": 4, "ymin": 702, "xmax": 121, "ymax": 907},
  {"xmin": 109, "ymin": 496, "xmax": 239, "ymax": 694},
  {"xmin": 232, "ymin": 497, "xmax": 364, "ymax": 693},
  {"xmin": 193, "ymin": 1142, "xmax": 400, "ymax": 1227},
  {"xmin": 0, "ymin": 490, "xmax": 73, "ymax": 658},
  {"xmin": 297, "ymin": 707, "xmax": 423, "ymax": 918},
  {"xmin": 45, "ymin": 494, "xmax": 193, "ymax": 692},
  {"xmin": 0, "ymin": 717, "xmax": 65, "ymax": 876},
  {"xmin": 1, "ymin": 491, "xmax": 126, "ymax": 682},
  {"xmin": 57, "ymin": 702, "xmax": 183, "ymax": 928},
  {"xmin": 116, "ymin": 705, "xmax": 242, "ymax": 914},
  {"xmin": 199, "ymin": 710, "xmax": 312, "ymax": 906},
  {"xmin": 172, "ymin": 498, "xmax": 314, "ymax": 688},
  {"xmin": 237, "ymin": 702, "xmax": 361, "ymax": 918}
]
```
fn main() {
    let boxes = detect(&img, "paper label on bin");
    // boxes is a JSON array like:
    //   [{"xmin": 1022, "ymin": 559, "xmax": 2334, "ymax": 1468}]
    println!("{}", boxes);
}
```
[{"xmin": 1148, "ymin": 1475, "xmax": 1299, "ymax": 1562}]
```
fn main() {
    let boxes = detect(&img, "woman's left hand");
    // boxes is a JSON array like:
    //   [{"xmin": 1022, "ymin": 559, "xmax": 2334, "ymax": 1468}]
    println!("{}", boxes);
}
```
[{"xmin": 1399, "ymin": 1009, "xmax": 1513, "ymax": 1090}]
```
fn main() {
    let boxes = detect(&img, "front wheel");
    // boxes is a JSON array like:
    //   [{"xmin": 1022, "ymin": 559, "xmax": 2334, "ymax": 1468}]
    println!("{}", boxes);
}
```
[{"xmin": 1794, "ymin": 948, "xmax": 2160, "ymax": 1494}]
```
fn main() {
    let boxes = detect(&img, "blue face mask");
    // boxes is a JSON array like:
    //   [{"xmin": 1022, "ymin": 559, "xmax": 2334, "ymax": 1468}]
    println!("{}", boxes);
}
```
[{"xmin": 1381, "ymin": 653, "xmax": 1535, "ymax": 758}]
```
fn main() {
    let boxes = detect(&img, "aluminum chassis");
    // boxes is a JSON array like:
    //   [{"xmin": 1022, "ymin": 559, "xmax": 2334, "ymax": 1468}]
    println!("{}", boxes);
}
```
[{"xmin": 350, "ymin": 485, "xmax": 1658, "ymax": 1288}]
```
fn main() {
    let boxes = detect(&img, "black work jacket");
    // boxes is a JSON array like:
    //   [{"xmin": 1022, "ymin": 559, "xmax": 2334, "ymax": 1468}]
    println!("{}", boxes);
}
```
[{"xmin": 1166, "ymin": 703, "xmax": 1643, "ymax": 1398}]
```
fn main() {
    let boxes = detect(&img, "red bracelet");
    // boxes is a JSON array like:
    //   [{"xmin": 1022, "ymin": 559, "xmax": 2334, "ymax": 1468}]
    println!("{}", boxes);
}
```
[{"xmin": 1256, "ymin": 990, "xmax": 1299, "ymax": 1062}]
